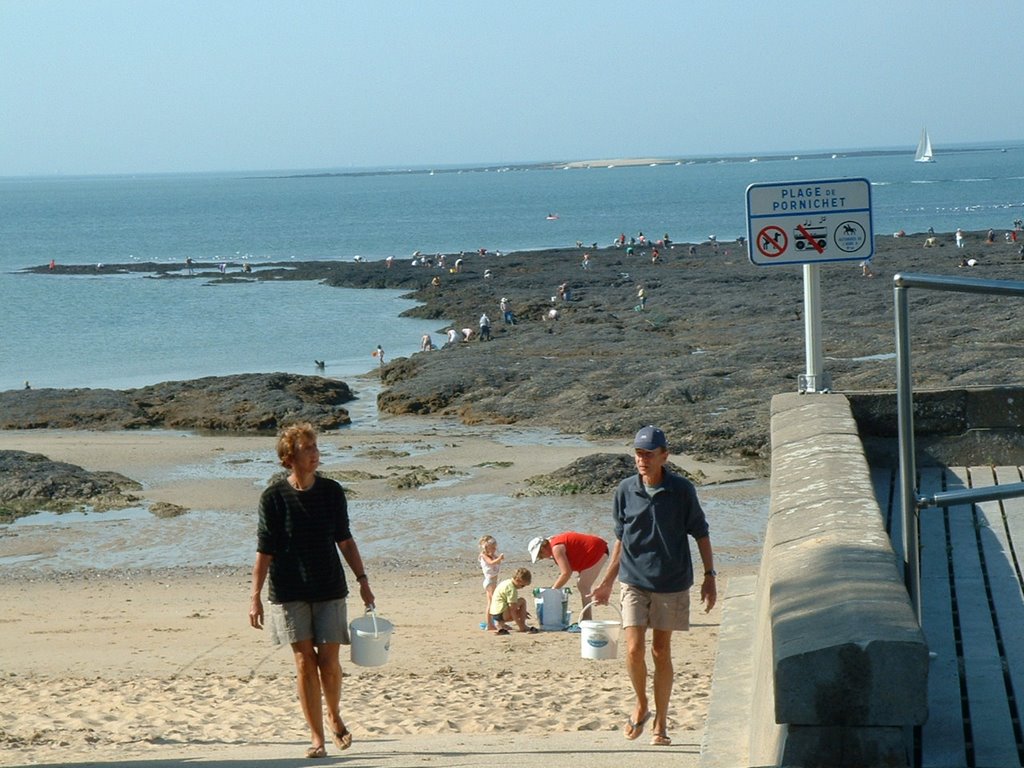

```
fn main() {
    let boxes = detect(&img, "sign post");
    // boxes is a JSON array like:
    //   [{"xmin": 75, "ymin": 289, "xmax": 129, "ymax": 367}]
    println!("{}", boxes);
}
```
[{"xmin": 745, "ymin": 178, "xmax": 874, "ymax": 393}]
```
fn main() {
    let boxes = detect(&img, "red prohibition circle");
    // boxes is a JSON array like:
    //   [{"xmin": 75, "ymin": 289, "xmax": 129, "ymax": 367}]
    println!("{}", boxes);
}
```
[{"xmin": 757, "ymin": 226, "xmax": 787, "ymax": 258}]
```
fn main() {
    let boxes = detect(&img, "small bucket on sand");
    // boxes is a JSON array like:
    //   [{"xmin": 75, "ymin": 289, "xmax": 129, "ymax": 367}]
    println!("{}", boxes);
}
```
[
  {"xmin": 350, "ymin": 608, "xmax": 394, "ymax": 667},
  {"xmin": 579, "ymin": 602, "xmax": 621, "ymax": 661}
]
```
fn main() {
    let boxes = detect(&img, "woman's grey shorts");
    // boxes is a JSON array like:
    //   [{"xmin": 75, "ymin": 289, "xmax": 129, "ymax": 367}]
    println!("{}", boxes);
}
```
[{"xmin": 269, "ymin": 598, "xmax": 350, "ymax": 646}]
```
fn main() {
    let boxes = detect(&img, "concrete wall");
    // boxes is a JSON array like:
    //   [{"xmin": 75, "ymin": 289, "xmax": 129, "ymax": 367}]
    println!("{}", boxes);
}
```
[{"xmin": 745, "ymin": 393, "xmax": 929, "ymax": 767}]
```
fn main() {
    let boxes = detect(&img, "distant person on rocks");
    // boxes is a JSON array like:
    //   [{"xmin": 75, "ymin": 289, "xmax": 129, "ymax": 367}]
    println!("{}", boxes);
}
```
[
  {"xmin": 420, "ymin": 334, "xmax": 434, "ymax": 352},
  {"xmin": 528, "ymin": 532, "xmax": 609, "ymax": 622},
  {"xmin": 986, "ymin": 229, "xmax": 997, "ymax": 244},
  {"xmin": 185, "ymin": 256, "xmax": 194, "ymax": 274},
  {"xmin": 461, "ymin": 327, "xmax": 474, "ymax": 342},
  {"xmin": 636, "ymin": 285, "xmax": 646, "ymax": 311},
  {"xmin": 249, "ymin": 422, "xmax": 374, "ymax": 759},
  {"xmin": 581, "ymin": 252, "xmax": 591, "ymax": 270},
  {"xmin": 374, "ymin": 345, "xmax": 384, "ymax": 366},
  {"xmin": 445, "ymin": 328, "xmax": 458, "ymax": 347},
  {"xmin": 500, "ymin": 297, "xmax": 515, "ymax": 325},
  {"xmin": 956, "ymin": 228, "xmax": 965, "ymax": 249},
  {"xmin": 590, "ymin": 425, "xmax": 717, "ymax": 748},
  {"xmin": 479, "ymin": 313, "xmax": 492, "ymax": 341}
]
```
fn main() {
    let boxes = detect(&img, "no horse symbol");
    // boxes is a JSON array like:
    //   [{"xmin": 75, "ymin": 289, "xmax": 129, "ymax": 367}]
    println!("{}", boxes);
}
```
[{"xmin": 834, "ymin": 220, "xmax": 867, "ymax": 253}]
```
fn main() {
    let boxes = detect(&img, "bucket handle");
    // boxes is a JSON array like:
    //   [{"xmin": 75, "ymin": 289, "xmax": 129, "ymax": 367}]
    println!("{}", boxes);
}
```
[
  {"xmin": 364, "ymin": 605, "xmax": 379, "ymax": 638},
  {"xmin": 580, "ymin": 601, "xmax": 622, "ymax": 620}
]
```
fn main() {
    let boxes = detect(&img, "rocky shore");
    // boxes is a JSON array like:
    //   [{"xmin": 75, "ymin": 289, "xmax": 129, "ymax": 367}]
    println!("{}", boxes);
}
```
[
  {"xmin": 0, "ymin": 373, "xmax": 353, "ymax": 432},
  {"xmin": 17, "ymin": 229, "xmax": 1024, "ymax": 469}
]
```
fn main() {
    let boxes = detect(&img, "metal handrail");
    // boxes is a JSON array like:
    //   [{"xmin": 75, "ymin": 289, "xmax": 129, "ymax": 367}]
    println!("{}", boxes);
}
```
[{"xmin": 894, "ymin": 272, "xmax": 1024, "ymax": 618}]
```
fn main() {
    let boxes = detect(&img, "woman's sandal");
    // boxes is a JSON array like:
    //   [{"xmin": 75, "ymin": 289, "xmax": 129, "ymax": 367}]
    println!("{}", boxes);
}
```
[
  {"xmin": 331, "ymin": 726, "xmax": 353, "ymax": 751},
  {"xmin": 624, "ymin": 711, "xmax": 651, "ymax": 740},
  {"xmin": 305, "ymin": 744, "xmax": 327, "ymax": 758},
  {"xmin": 650, "ymin": 731, "xmax": 672, "ymax": 747}
]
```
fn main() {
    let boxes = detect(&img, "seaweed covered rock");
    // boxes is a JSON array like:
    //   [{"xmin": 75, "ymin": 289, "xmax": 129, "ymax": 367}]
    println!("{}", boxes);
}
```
[
  {"xmin": 0, "ymin": 450, "xmax": 142, "ymax": 522},
  {"xmin": 0, "ymin": 373, "xmax": 353, "ymax": 433},
  {"xmin": 130, "ymin": 373, "xmax": 353, "ymax": 432},
  {"xmin": 521, "ymin": 453, "xmax": 704, "ymax": 496}
]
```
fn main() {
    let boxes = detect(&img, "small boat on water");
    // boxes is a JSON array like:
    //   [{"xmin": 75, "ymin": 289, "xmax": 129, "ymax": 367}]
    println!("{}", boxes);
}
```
[
  {"xmin": 546, "ymin": 213, "xmax": 559, "ymax": 220},
  {"xmin": 914, "ymin": 128, "xmax": 935, "ymax": 163}
]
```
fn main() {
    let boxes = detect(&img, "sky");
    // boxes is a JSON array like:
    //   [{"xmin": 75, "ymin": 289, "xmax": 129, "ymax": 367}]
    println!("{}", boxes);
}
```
[{"xmin": 2, "ymin": 1, "xmax": 1022, "ymax": 176}]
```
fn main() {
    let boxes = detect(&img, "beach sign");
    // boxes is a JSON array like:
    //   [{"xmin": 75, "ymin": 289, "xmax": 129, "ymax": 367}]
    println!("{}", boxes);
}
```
[{"xmin": 746, "ymin": 178, "xmax": 873, "ymax": 266}]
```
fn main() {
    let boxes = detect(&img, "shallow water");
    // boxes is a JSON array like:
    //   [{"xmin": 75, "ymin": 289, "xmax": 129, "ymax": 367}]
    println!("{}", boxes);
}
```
[
  {"xmin": 0, "ymin": 481, "xmax": 768, "ymax": 574},
  {"xmin": 0, "ymin": 422, "xmax": 769, "ymax": 576}
]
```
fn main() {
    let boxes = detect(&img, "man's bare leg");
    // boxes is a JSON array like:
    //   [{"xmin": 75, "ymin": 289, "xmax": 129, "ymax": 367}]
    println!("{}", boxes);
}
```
[
  {"xmin": 649, "ymin": 628, "xmax": 674, "ymax": 742},
  {"xmin": 623, "ymin": 625, "xmax": 651, "ymax": 737}
]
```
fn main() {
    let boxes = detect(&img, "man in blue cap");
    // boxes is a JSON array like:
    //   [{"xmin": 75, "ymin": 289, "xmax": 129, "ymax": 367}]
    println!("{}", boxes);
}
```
[{"xmin": 590, "ymin": 425, "xmax": 717, "ymax": 748}]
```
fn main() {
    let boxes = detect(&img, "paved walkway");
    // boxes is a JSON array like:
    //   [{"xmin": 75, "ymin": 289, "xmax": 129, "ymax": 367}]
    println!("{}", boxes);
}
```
[
  {"xmin": 874, "ymin": 465, "xmax": 1024, "ymax": 768},
  {"xmin": 7, "ymin": 732, "xmax": 703, "ymax": 768}
]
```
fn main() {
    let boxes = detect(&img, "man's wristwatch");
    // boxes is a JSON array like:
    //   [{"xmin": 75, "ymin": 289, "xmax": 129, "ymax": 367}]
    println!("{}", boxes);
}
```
[{"xmin": 704, "ymin": 569, "xmax": 717, "ymax": 577}]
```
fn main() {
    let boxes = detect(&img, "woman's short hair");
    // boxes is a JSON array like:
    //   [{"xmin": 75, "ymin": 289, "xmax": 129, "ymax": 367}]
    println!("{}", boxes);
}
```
[{"xmin": 277, "ymin": 421, "xmax": 317, "ymax": 468}]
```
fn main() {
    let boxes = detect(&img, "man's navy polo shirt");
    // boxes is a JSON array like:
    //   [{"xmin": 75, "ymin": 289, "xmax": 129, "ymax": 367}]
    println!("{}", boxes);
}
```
[{"xmin": 612, "ymin": 471, "xmax": 710, "ymax": 593}]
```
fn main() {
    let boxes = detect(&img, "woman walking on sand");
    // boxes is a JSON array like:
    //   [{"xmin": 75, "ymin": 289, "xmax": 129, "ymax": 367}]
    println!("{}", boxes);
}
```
[{"xmin": 249, "ymin": 422, "xmax": 375, "ymax": 758}]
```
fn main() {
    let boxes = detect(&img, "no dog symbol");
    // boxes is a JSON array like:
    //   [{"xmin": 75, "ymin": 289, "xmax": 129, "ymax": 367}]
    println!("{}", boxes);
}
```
[{"xmin": 756, "ymin": 225, "xmax": 787, "ymax": 258}]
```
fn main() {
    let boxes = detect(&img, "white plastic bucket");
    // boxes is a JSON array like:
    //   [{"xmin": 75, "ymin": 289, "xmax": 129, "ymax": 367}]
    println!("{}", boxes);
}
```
[
  {"xmin": 349, "ymin": 610, "xmax": 394, "ymax": 667},
  {"xmin": 579, "ymin": 602, "xmax": 621, "ymax": 661},
  {"xmin": 536, "ymin": 588, "xmax": 569, "ymax": 630}
]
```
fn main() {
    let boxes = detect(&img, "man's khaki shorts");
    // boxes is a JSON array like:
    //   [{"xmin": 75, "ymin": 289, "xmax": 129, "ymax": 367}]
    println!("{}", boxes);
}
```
[{"xmin": 620, "ymin": 583, "xmax": 690, "ymax": 631}]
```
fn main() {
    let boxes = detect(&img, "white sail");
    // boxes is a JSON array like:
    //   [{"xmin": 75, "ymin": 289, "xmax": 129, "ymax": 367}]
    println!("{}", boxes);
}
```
[{"xmin": 914, "ymin": 128, "xmax": 934, "ymax": 162}]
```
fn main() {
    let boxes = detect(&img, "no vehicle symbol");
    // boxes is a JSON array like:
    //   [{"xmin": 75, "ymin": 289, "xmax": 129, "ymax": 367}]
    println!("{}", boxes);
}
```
[{"xmin": 757, "ymin": 225, "xmax": 787, "ymax": 258}]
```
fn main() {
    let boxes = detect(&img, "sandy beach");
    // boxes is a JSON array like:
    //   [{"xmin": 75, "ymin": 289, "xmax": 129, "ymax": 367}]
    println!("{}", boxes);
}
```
[{"xmin": 0, "ymin": 406, "xmax": 763, "ymax": 767}]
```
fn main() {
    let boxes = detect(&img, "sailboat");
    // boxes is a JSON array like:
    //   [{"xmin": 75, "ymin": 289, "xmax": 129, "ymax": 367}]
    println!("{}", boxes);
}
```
[{"xmin": 914, "ymin": 128, "xmax": 935, "ymax": 163}]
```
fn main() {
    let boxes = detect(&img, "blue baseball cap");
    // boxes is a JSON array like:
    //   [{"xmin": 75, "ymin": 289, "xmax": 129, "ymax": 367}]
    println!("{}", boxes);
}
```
[{"xmin": 634, "ymin": 425, "xmax": 667, "ymax": 451}]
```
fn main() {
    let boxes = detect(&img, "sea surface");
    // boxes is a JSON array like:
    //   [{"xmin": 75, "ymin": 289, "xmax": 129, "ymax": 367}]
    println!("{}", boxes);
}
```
[
  {"xmin": 2, "ymin": 144, "xmax": 1022, "ymax": 573},
  {"xmin": 2, "ymin": 142, "xmax": 1023, "ymax": 392}
]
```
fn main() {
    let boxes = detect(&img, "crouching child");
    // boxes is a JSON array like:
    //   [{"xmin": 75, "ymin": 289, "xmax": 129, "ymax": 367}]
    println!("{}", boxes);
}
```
[{"xmin": 489, "ymin": 567, "xmax": 538, "ymax": 635}]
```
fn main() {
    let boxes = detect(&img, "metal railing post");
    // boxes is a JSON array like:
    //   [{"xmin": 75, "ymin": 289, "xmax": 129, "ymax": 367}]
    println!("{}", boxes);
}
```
[
  {"xmin": 892, "ymin": 271, "xmax": 1024, "ymax": 622},
  {"xmin": 893, "ymin": 279, "xmax": 920, "ymax": 618}
]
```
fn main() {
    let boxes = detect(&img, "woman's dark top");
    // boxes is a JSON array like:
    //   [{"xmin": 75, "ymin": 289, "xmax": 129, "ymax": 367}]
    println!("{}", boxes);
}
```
[{"xmin": 257, "ymin": 475, "xmax": 352, "ymax": 604}]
